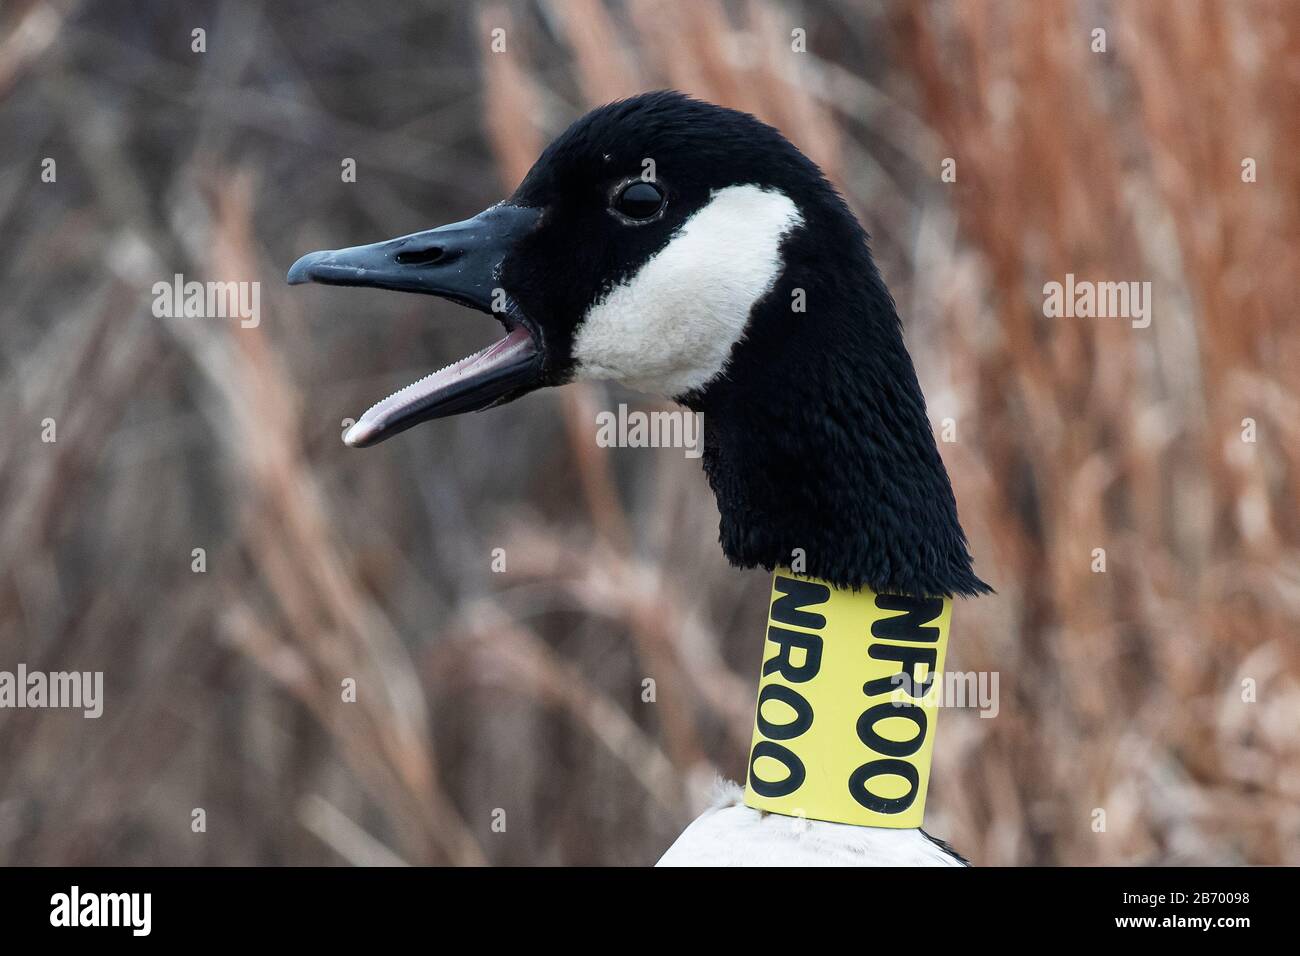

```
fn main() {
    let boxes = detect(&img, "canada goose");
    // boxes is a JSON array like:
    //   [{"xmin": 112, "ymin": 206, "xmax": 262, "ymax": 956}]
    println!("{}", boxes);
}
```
[{"xmin": 289, "ymin": 91, "xmax": 988, "ymax": 866}]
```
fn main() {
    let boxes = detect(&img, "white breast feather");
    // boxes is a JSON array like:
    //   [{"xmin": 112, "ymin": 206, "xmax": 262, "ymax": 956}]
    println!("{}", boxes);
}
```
[{"xmin": 656, "ymin": 780, "xmax": 967, "ymax": 867}]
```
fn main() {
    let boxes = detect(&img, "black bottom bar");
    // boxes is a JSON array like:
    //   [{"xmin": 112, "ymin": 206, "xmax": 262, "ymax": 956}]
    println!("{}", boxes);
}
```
[{"xmin": 0, "ymin": 866, "xmax": 1279, "ymax": 941}]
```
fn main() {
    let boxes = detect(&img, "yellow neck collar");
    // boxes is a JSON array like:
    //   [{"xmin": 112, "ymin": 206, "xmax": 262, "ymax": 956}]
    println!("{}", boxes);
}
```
[{"xmin": 743, "ymin": 568, "xmax": 953, "ymax": 828}]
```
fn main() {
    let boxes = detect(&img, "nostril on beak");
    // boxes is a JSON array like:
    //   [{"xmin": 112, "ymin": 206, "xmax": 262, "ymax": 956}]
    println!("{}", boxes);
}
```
[{"xmin": 395, "ymin": 246, "xmax": 445, "ymax": 266}]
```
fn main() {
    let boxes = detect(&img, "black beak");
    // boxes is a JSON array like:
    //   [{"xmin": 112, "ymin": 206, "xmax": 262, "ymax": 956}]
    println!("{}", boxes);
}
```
[
  {"xmin": 287, "ymin": 204, "xmax": 545, "ymax": 447},
  {"xmin": 287, "ymin": 203, "xmax": 540, "ymax": 312}
]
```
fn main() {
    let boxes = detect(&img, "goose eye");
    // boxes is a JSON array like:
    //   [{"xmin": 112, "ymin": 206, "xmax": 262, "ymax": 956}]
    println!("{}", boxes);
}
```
[{"xmin": 614, "ymin": 181, "xmax": 665, "ymax": 220}]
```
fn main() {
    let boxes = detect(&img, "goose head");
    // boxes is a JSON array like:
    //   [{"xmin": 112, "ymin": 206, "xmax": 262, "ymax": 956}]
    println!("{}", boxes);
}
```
[{"xmin": 289, "ymin": 91, "xmax": 988, "ymax": 598}]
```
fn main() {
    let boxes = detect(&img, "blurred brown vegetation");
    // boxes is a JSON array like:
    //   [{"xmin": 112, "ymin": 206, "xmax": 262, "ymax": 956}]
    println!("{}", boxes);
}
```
[{"xmin": 0, "ymin": 0, "xmax": 1296, "ymax": 865}]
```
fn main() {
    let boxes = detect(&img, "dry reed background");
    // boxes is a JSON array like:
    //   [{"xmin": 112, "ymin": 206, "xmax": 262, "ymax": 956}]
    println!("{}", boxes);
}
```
[{"xmin": 0, "ymin": 0, "xmax": 1296, "ymax": 865}]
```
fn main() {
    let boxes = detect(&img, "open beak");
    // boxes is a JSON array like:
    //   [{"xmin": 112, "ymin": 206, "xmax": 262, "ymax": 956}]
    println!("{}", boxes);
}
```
[{"xmin": 287, "ymin": 203, "xmax": 543, "ymax": 447}]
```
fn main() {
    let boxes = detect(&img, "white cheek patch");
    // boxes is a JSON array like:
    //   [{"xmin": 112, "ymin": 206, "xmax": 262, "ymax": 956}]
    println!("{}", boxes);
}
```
[{"xmin": 572, "ymin": 184, "xmax": 803, "ymax": 397}]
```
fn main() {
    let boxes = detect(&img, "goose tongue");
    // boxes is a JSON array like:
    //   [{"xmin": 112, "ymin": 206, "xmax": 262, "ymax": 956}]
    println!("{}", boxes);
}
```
[{"xmin": 344, "ymin": 326, "xmax": 540, "ymax": 448}]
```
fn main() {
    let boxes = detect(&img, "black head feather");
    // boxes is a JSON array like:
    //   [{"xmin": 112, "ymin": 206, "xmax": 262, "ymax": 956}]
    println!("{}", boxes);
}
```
[{"xmin": 505, "ymin": 92, "xmax": 988, "ymax": 597}]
